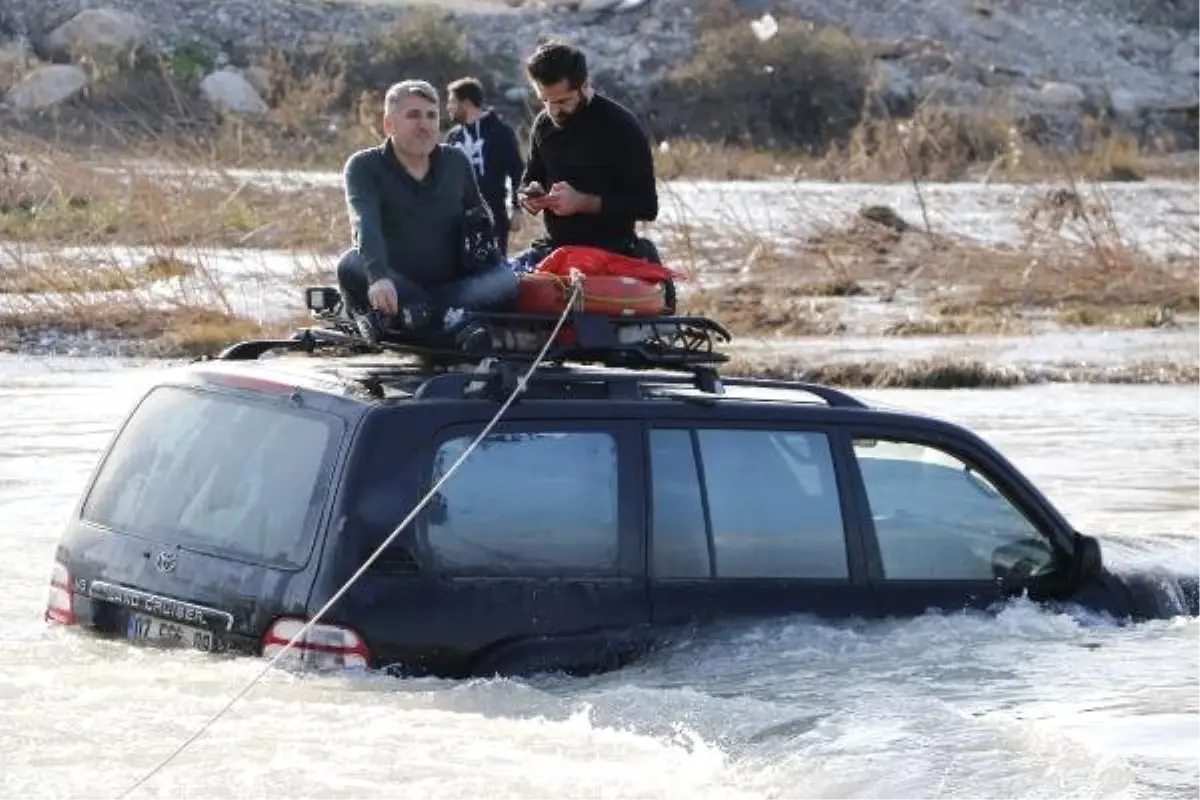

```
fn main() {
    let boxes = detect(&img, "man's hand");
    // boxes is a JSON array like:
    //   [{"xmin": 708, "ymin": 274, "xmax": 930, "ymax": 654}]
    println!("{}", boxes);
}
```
[
  {"xmin": 509, "ymin": 206, "xmax": 524, "ymax": 233},
  {"xmin": 519, "ymin": 182, "xmax": 551, "ymax": 215},
  {"xmin": 367, "ymin": 278, "xmax": 398, "ymax": 315},
  {"xmin": 544, "ymin": 181, "xmax": 599, "ymax": 216}
]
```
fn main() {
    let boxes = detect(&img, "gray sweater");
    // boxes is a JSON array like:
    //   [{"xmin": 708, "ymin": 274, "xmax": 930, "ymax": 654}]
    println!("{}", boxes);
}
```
[{"xmin": 343, "ymin": 141, "xmax": 486, "ymax": 286}]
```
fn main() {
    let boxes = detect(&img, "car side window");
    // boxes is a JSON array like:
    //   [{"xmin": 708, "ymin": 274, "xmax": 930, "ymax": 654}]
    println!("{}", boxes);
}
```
[
  {"xmin": 852, "ymin": 438, "xmax": 1055, "ymax": 581},
  {"xmin": 649, "ymin": 429, "xmax": 711, "ymax": 578},
  {"xmin": 649, "ymin": 427, "xmax": 849, "ymax": 580},
  {"xmin": 424, "ymin": 431, "xmax": 620, "ymax": 574}
]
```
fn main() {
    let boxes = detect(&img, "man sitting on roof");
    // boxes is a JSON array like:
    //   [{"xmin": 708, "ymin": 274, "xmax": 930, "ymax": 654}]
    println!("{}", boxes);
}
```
[
  {"xmin": 336, "ymin": 79, "xmax": 518, "ymax": 350},
  {"xmin": 512, "ymin": 41, "xmax": 663, "ymax": 273}
]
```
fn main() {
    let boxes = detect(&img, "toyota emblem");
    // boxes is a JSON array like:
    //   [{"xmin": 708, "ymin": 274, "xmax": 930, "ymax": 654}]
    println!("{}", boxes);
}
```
[{"xmin": 155, "ymin": 551, "xmax": 178, "ymax": 573}]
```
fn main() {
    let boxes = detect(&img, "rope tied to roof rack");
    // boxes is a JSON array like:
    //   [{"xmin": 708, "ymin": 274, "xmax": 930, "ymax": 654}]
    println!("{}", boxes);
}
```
[{"xmin": 115, "ymin": 273, "xmax": 587, "ymax": 800}]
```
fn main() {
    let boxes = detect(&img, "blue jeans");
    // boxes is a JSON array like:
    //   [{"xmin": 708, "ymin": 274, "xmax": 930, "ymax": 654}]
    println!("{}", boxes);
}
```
[{"xmin": 336, "ymin": 249, "xmax": 518, "ymax": 317}]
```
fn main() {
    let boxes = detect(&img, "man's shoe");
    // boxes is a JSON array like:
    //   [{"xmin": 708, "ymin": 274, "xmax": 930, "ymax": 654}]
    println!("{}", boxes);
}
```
[
  {"xmin": 442, "ymin": 307, "xmax": 466, "ymax": 331},
  {"xmin": 354, "ymin": 309, "xmax": 384, "ymax": 344},
  {"xmin": 400, "ymin": 303, "xmax": 433, "ymax": 333},
  {"xmin": 455, "ymin": 322, "xmax": 493, "ymax": 358},
  {"xmin": 441, "ymin": 307, "xmax": 491, "ymax": 357}
]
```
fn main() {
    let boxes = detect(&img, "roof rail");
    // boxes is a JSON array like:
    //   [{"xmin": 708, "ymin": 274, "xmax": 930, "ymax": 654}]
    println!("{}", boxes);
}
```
[
  {"xmin": 412, "ymin": 362, "xmax": 866, "ymax": 408},
  {"xmin": 712, "ymin": 376, "xmax": 868, "ymax": 408}
]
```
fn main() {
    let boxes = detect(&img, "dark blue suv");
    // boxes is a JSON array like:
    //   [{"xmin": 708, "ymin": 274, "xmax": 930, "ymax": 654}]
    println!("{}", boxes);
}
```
[{"xmin": 44, "ymin": 308, "xmax": 1199, "ymax": 678}]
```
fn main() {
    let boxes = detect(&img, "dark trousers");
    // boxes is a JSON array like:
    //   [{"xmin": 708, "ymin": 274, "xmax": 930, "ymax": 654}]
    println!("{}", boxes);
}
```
[
  {"xmin": 487, "ymin": 199, "xmax": 511, "ymax": 257},
  {"xmin": 336, "ymin": 249, "xmax": 518, "ymax": 316}
]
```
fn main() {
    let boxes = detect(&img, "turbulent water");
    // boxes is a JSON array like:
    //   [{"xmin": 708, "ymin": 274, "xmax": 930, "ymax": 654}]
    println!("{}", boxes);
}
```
[{"xmin": 0, "ymin": 357, "xmax": 1195, "ymax": 800}]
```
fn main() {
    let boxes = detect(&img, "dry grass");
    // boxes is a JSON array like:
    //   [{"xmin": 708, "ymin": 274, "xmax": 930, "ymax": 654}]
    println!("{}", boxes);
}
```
[
  {"xmin": 0, "ymin": 122, "xmax": 1193, "ymax": 359},
  {"xmin": 684, "ymin": 283, "xmax": 848, "ymax": 336},
  {"xmin": 11, "ymin": 104, "xmax": 1185, "ymax": 185},
  {"xmin": 0, "ymin": 253, "xmax": 197, "ymax": 294},
  {"xmin": 654, "ymin": 110, "xmax": 1192, "ymax": 183},
  {"xmin": 1056, "ymin": 304, "xmax": 1181, "ymax": 328},
  {"xmin": 883, "ymin": 314, "xmax": 1032, "ymax": 337},
  {"xmin": 724, "ymin": 354, "xmax": 1200, "ymax": 387},
  {"xmin": 726, "ymin": 354, "xmax": 1029, "ymax": 388},
  {"xmin": 0, "ymin": 142, "xmax": 346, "ymax": 250},
  {"xmin": 665, "ymin": 178, "xmax": 1196, "ymax": 339},
  {"xmin": 0, "ymin": 3, "xmax": 1189, "ymax": 367},
  {"xmin": 0, "ymin": 305, "xmax": 309, "ymax": 357}
]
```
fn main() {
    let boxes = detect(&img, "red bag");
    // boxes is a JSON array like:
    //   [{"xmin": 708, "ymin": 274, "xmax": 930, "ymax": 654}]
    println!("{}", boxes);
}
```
[
  {"xmin": 515, "ymin": 245, "xmax": 681, "ymax": 317},
  {"xmin": 516, "ymin": 272, "xmax": 668, "ymax": 316},
  {"xmin": 534, "ymin": 245, "xmax": 682, "ymax": 284}
]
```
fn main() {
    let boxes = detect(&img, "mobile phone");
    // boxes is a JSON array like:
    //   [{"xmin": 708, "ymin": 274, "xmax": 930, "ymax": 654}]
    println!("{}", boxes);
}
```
[{"xmin": 521, "ymin": 185, "xmax": 546, "ymax": 198}]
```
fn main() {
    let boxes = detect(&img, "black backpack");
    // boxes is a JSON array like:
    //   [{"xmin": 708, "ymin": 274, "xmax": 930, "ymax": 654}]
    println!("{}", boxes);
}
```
[{"xmin": 460, "ymin": 203, "xmax": 502, "ymax": 276}]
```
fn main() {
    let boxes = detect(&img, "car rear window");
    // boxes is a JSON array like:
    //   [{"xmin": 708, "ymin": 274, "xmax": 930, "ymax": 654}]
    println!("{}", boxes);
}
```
[{"xmin": 81, "ymin": 385, "xmax": 341, "ymax": 568}]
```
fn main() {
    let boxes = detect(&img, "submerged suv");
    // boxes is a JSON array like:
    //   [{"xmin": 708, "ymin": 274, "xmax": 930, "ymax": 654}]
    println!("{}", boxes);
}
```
[{"xmin": 43, "ymin": 312, "xmax": 1199, "ymax": 678}]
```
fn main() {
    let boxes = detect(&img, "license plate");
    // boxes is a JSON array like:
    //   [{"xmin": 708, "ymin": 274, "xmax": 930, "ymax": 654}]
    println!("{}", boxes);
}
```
[{"xmin": 126, "ymin": 612, "xmax": 216, "ymax": 652}]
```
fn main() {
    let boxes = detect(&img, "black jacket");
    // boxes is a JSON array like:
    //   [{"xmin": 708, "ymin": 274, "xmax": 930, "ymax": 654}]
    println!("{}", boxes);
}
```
[{"xmin": 445, "ymin": 109, "xmax": 525, "ymax": 219}]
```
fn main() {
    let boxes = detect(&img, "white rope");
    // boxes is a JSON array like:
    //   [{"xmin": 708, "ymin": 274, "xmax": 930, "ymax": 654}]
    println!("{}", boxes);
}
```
[{"xmin": 117, "ymin": 276, "xmax": 584, "ymax": 799}]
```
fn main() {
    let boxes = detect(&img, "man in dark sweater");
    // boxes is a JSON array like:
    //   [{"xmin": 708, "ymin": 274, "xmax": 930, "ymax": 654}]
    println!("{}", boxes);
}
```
[
  {"xmin": 336, "ymin": 79, "xmax": 517, "ymax": 341},
  {"xmin": 514, "ymin": 40, "xmax": 661, "ymax": 271},
  {"xmin": 444, "ymin": 77, "xmax": 525, "ymax": 257}
]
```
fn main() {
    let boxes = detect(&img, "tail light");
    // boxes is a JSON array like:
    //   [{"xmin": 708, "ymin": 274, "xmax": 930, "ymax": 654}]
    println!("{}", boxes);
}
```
[
  {"xmin": 261, "ymin": 617, "xmax": 370, "ymax": 670},
  {"xmin": 45, "ymin": 561, "xmax": 76, "ymax": 625}
]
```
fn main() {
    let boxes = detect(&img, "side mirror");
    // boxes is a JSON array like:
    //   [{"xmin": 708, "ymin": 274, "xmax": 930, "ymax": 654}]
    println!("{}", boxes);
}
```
[{"xmin": 1071, "ymin": 532, "xmax": 1104, "ymax": 585}]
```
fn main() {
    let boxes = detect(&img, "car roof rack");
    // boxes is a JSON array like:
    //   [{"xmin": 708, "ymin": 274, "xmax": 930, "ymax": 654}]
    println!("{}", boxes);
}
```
[
  {"xmin": 210, "ymin": 296, "xmax": 867, "ymax": 409},
  {"xmin": 216, "ymin": 307, "xmax": 734, "ymax": 369}
]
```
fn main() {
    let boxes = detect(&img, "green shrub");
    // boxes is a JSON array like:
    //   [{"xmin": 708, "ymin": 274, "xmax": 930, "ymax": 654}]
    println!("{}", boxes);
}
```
[
  {"xmin": 652, "ymin": 16, "xmax": 872, "ymax": 150},
  {"xmin": 167, "ymin": 43, "xmax": 216, "ymax": 84},
  {"xmin": 274, "ymin": 10, "xmax": 511, "ymax": 116}
]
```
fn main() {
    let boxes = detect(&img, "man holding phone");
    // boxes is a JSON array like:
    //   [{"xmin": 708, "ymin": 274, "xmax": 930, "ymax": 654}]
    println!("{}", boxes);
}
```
[{"xmin": 513, "ymin": 40, "xmax": 661, "ymax": 271}]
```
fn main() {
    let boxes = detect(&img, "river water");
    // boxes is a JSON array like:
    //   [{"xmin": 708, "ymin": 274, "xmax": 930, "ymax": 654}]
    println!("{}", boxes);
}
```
[{"xmin": 0, "ymin": 356, "xmax": 1195, "ymax": 799}]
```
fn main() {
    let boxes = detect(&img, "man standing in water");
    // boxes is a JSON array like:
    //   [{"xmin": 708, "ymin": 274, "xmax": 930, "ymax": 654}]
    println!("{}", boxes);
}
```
[
  {"xmin": 444, "ymin": 77, "xmax": 526, "ymax": 257},
  {"xmin": 336, "ymin": 79, "xmax": 517, "ymax": 348}
]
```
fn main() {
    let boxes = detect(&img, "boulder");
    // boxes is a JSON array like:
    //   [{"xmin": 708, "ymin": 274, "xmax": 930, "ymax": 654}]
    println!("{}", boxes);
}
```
[
  {"xmin": 577, "ymin": 0, "xmax": 624, "ymax": 10},
  {"xmin": 44, "ymin": 9, "xmax": 153, "ymax": 64},
  {"xmin": 1038, "ymin": 81, "xmax": 1085, "ymax": 106},
  {"xmin": 5, "ymin": 63, "xmax": 87, "ymax": 110},
  {"xmin": 1109, "ymin": 87, "xmax": 1146, "ymax": 117},
  {"xmin": 199, "ymin": 68, "xmax": 268, "ymax": 116},
  {"xmin": 1168, "ymin": 35, "xmax": 1198, "ymax": 76}
]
